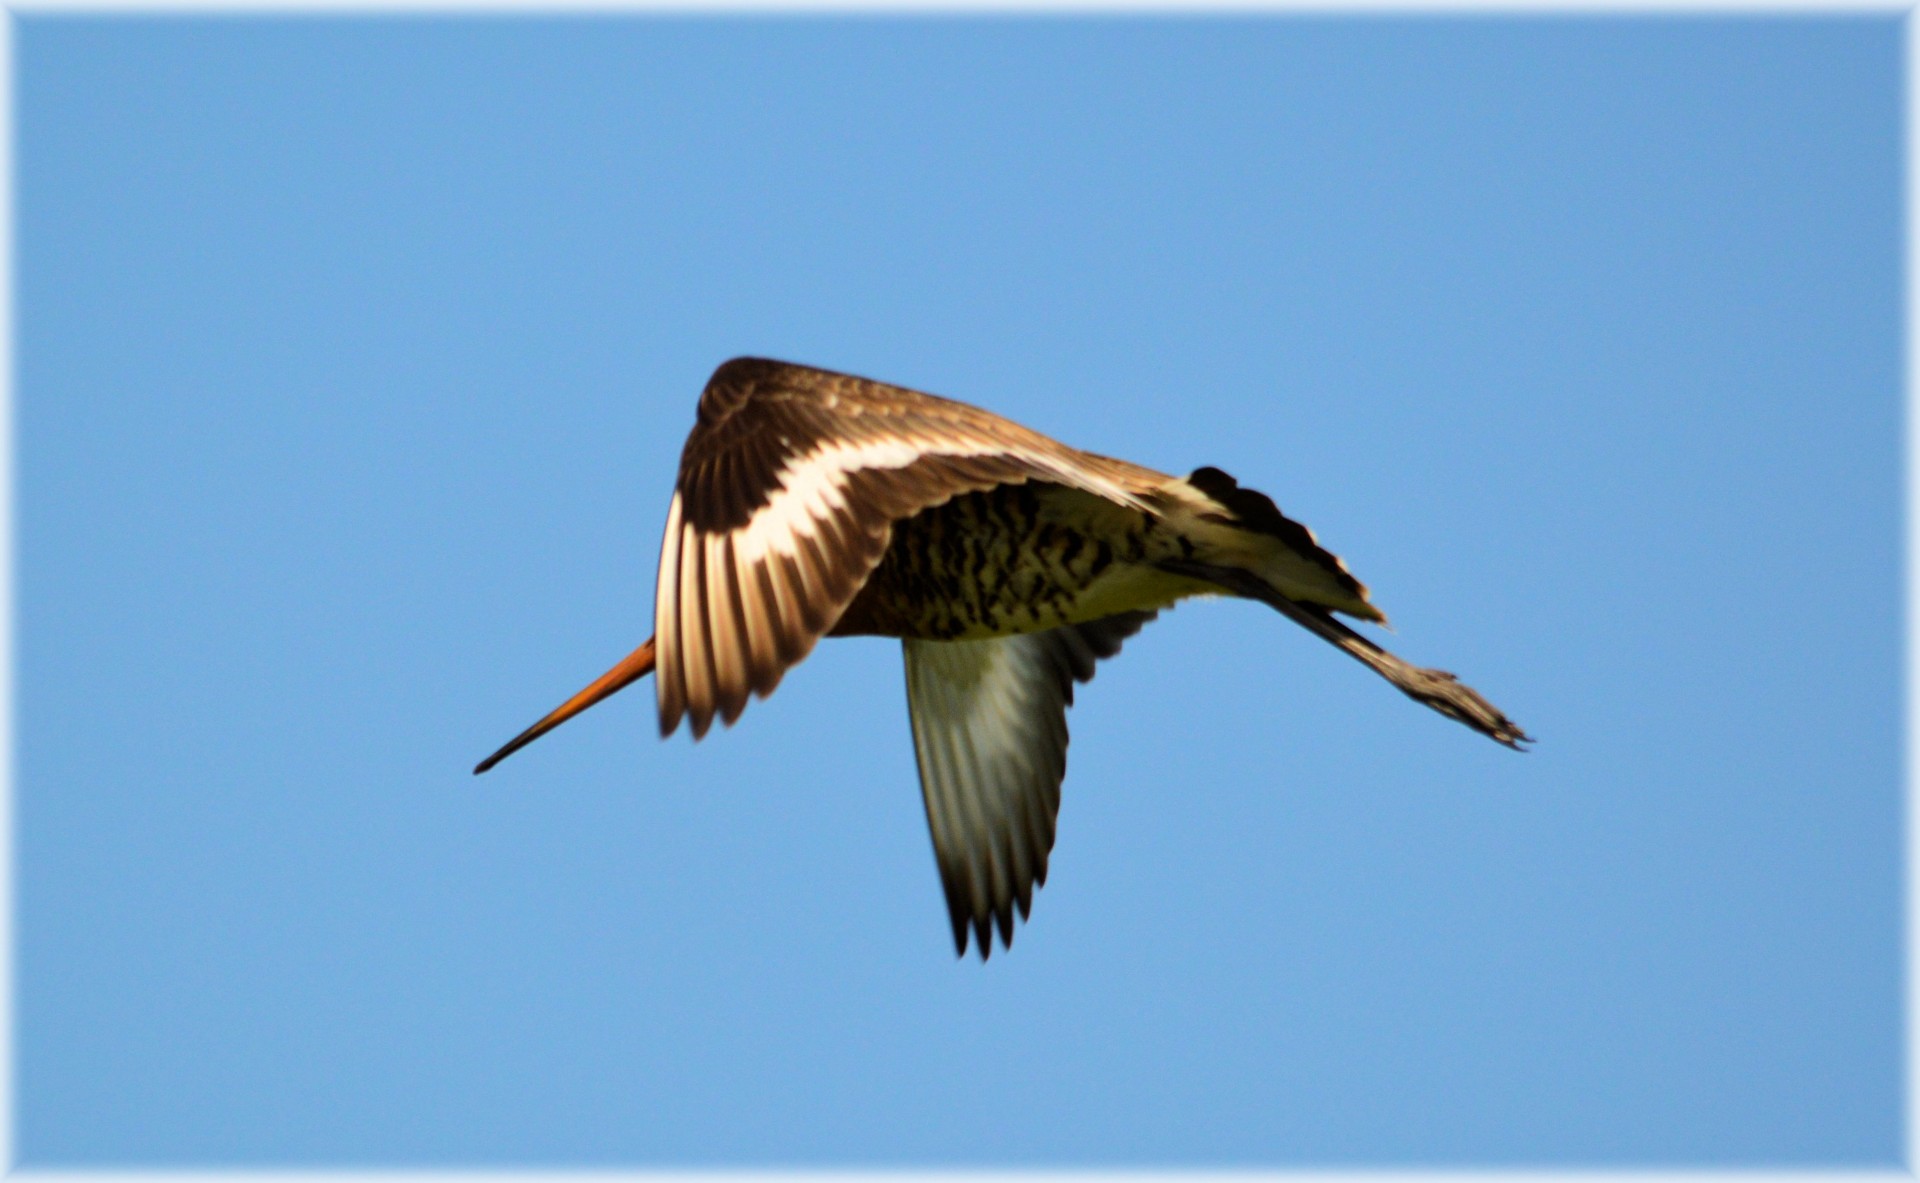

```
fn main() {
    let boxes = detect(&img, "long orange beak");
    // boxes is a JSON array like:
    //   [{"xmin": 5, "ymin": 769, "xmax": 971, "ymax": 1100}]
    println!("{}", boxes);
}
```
[{"xmin": 473, "ymin": 637, "xmax": 658, "ymax": 774}]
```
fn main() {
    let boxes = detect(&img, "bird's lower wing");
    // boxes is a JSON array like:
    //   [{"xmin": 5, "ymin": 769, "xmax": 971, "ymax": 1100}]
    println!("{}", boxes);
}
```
[{"xmin": 903, "ymin": 612, "xmax": 1155, "ymax": 961}]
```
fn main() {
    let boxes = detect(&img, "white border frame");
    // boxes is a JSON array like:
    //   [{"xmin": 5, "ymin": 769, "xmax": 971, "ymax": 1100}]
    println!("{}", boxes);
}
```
[{"xmin": 0, "ymin": 4, "xmax": 1907, "ymax": 1177}]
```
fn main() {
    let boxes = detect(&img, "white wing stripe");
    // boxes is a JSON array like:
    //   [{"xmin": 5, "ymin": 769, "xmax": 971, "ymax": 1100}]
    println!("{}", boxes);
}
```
[
  {"xmin": 732, "ymin": 439, "xmax": 904, "ymax": 561},
  {"xmin": 730, "ymin": 436, "xmax": 1148, "ymax": 562}
]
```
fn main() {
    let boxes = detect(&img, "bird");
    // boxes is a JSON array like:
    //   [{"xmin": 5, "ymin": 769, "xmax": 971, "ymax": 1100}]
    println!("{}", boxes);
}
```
[{"xmin": 475, "ymin": 357, "xmax": 1528, "ymax": 959}]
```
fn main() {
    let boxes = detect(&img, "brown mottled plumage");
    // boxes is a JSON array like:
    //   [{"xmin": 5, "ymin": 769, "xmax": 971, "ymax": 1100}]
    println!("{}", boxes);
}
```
[{"xmin": 476, "ymin": 358, "xmax": 1528, "ymax": 959}]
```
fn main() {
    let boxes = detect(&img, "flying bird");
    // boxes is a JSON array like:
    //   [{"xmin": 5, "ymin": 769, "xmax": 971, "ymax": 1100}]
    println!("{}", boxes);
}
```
[{"xmin": 476, "ymin": 358, "xmax": 1527, "ymax": 958}]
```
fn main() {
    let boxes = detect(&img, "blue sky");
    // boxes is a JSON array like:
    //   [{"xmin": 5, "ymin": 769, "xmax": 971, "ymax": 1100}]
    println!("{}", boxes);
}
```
[{"xmin": 15, "ymin": 14, "xmax": 1902, "ymax": 1166}]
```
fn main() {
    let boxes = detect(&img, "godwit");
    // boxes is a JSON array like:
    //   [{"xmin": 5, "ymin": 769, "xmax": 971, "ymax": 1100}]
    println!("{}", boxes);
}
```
[{"xmin": 476, "ymin": 358, "xmax": 1527, "ymax": 958}]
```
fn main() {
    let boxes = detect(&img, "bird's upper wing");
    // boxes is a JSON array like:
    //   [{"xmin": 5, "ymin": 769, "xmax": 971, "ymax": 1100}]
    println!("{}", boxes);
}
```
[
  {"xmin": 657, "ymin": 357, "xmax": 1167, "ymax": 738},
  {"xmin": 903, "ymin": 612, "xmax": 1157, "ymax": 959}
]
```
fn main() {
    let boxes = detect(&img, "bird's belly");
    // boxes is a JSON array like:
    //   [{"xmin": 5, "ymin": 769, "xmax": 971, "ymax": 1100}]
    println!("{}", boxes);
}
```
[{"xmin": 832, "ymin": 483, "xmax": 1208, "ymax": 640}]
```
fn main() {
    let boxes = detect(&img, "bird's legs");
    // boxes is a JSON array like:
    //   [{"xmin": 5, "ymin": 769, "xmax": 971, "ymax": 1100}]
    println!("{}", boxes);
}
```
[{"xmin": 1156, "ymin": 559, "xmax": 1529, "ymax": 749}]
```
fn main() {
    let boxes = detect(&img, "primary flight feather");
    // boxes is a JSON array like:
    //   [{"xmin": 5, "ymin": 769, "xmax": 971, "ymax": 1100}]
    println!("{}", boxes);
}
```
[{"xmin": 475, "ymin": 358, "xmax": 1528, "ymax": 959}]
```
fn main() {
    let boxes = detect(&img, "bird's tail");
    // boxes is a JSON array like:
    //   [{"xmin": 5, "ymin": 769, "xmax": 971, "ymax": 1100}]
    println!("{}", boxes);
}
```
[{"xmin": 1168, "ymin": 466, "xmax": 1386, "ymax": 624}]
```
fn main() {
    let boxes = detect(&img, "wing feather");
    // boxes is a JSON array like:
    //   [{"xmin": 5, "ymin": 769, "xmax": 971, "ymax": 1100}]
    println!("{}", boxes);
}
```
[
  {"xmin": 941, "ymin": 707, "xmax": 997, "ymax": 955},
  {"xmin": 737, "ymin": 538, "xmax": 783, "ymax": 698},
  {"xmin": 790, "ymin": 529, "xmax": 836, "ymax": 633},
  {"xmin": 705, "ymin": 532, "xmax": 749, "ymax": 726},
  {"xmin": 904, "ymin": 610, "xmax": 1157, "ymax": 959},
  {"xmin": 678, "ymin": 523, "xmax": 716, "ymax": 739},
  {"xmin": 654, "ymin": 494, "xmax": 687, "ymax": 733},
  {"xmin": 768, "ymin": 552, "xmax": 811, "ymax": 664}
]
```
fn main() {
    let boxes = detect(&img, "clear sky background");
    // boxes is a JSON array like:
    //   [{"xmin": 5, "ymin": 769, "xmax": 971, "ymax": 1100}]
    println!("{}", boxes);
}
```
[{"xmin": 16, "ymin": 14, "xmax": 1902, "ymax": 1167}]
